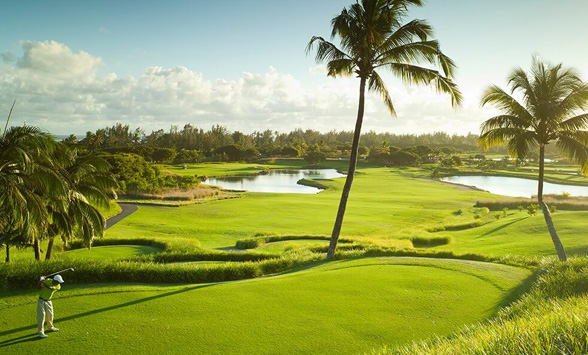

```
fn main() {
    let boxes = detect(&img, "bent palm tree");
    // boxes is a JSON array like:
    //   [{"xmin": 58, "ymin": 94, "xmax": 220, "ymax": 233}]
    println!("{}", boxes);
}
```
[
  {"xmin": 480, "ymin": 57, "xmax": 588, "ymax": 261},
  {"xmin": 307, "ymin": 0, "xmax": 462, "ymax": 258}
]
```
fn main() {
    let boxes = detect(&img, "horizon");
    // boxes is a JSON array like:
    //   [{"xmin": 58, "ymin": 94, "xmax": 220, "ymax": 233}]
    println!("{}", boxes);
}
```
[{"xmin": 1, "ymin": 0, "xmax": 587, "ymax": 136}]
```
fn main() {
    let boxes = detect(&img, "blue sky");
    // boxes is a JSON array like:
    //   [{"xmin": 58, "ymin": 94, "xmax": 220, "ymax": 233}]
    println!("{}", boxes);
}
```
[{"xmin": 1, "ymin": 0, "xmax": 587, "ymax": 135}]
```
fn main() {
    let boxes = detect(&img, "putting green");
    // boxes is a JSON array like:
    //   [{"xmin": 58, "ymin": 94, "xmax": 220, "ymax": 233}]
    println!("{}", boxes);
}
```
[{"xmin": 0, "ymin": 257, "xmax": 531, "ymax": 354}]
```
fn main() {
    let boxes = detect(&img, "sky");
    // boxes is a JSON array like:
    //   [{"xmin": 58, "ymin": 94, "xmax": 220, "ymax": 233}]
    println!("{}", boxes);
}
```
[{"xmin": 1, "ymin": 0, "xmax": 587, "ymax": 136}]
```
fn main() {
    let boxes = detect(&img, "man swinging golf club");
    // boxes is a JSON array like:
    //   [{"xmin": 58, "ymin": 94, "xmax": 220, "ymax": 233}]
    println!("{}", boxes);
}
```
[{"xmin": 36, "ymin": 273, "xmax": 65, "ymax": 338}]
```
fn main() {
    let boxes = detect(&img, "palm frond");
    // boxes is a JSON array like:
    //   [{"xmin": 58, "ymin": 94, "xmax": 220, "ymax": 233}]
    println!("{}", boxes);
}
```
[
  {"xmin": 387, "ymin": 63, "xmax": 462, "ymax": 107},
  {"xmin": 368, "ymin": 72, "xmax": 396, "ymax": 116},
  {"xmin": 556, "ymin": 135, "xmax": 588, "ymax": 175},
  {"xmin": 479, "ymin": 127, "xmax": 530, "ymax": 150},
  {"xmin": 480, "ymin": 85, "xmax": 534, "ymax": 123},
  {"xmin": 506, "ymin": 130, "xmax": 539, "ymax": 159}
]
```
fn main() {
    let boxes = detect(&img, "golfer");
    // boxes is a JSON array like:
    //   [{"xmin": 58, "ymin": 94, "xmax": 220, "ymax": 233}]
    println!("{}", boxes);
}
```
[{"xmin": 37, "ymin": 274, "xmax": 64, "ymax": 339}]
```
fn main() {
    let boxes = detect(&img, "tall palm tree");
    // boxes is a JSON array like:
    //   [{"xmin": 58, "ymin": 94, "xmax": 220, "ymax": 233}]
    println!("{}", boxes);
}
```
[
  {"xmin": 307, "ymin": 0, "xmax": 462, "ymax": 258},
  {"xmin": 480, "ymin": 57, "xmax": 588, "ymax": 262},
  {"xmin": 45, "ymin": 144, "xmax": 118, "ymax": 259}
]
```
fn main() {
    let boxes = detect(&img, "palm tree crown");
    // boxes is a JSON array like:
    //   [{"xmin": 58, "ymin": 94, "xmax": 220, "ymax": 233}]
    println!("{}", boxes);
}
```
[
  {"xmin": 480, "ymin": 57, "xmax": 588, "ymax": 173},
  {"xmin": 307, "ymin": 0, "xmax": 462, "ymax": 113}
]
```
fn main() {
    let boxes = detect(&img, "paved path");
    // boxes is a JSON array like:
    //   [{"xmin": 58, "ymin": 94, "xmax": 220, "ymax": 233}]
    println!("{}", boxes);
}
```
[{"xmin": 105, "ymin": 203, "xmax": 138, "ymax": 230}]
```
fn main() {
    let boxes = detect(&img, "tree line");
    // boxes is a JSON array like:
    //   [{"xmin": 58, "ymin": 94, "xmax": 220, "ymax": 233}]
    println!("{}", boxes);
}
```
[{"xmin": 68, "ymin": 123, "xmax": 509, "ymax": 163}]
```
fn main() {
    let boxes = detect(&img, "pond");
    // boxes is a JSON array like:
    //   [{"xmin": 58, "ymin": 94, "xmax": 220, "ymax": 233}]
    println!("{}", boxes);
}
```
[
  {"xmin": 441, "ymin": 175, "xmax": 588, "ymax": 197},
  {"xmin": 206, "ymin": 169, "xmax": 346, "ymax": 194}
]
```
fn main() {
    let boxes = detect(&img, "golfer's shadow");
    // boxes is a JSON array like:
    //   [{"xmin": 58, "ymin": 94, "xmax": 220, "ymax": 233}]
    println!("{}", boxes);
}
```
[{"xmin": 0, "ymin": 284, "xmax": 212, "ymax": 348}]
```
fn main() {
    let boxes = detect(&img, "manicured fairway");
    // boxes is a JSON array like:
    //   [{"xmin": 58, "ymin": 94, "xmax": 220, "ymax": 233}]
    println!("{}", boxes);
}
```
[{"xmin": 0, "ymin": 258, "xmax": 531, "ymax": 354}]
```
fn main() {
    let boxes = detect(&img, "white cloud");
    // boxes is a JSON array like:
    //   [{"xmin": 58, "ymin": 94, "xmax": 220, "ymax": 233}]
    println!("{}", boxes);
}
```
[{"xmin": 0, "ymin": 40, "xmax": 490, "ymax": 135}]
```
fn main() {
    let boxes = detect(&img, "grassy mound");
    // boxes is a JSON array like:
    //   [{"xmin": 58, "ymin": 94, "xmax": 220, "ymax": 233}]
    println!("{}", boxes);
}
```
[
  {"xmin": 0, "ymin": 258, "xmax": 530, "ymax": 354},
  {"xmin": 374, "ymin": 258, "xmax": 588, "ymax": 354}
]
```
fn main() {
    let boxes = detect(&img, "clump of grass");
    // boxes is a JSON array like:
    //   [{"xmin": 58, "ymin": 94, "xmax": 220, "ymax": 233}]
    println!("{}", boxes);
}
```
[
  {"xmin": 235, "ymin": 234, "xmax": 355, "ymax": 250},
  {"xmin": 476, "ymin": 194, "xmax": 588, "ymax": 211},
  {"xmin": 124, "ymin": 186, "xmax": 227, "ymax": 201},
  {"xmin": 410, "ymin": 236, "xmax": 451, "ymax": 247}
]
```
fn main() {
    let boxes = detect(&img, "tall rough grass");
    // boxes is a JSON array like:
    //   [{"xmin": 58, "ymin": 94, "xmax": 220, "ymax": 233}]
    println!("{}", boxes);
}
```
[
  {"xmin": 371, "ymin": 257, "xmax": 588, "ymax": 355},
  {"xmin": 476, "ymin": 194, "xmax": 588, "ymax": 211},
  {"xmin": 0, "ymin": 251, "xmax": 323, "ymax": 289}
]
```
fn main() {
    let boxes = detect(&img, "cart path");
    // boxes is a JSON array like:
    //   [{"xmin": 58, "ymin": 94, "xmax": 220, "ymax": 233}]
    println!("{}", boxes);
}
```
[{"xmin": 105, "ymin": 203, "xmax": 138, "ymax": 230}]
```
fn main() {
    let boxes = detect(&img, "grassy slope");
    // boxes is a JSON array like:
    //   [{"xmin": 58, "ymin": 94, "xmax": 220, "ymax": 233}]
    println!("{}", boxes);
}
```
[
  {"xmin": 0, "ymin": 258, "xmax": 530, "ymax": 355},
  {"xmin": 106, "ymin": 167, "xmax": 588, "ymax": 257}
]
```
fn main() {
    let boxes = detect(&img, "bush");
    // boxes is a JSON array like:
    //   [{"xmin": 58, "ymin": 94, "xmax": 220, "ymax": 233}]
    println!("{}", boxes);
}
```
[
  {"xmin": 410, "ymin": 236, "xmax": 451, "ymax": 247},
  {"xmin": 527, "ymin": 204, "xmax": 539, "ymax": 216}
]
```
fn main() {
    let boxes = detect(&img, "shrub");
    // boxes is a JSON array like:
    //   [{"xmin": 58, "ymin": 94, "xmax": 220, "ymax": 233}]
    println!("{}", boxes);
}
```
[
  {"xmin": 502, "ymin": 207, "xmax": 509, "ymax": 217},
  {"xmin": 410, "ymin": 236, "xmax": 451, "ymax": 247},
  {"xmin": 527, "ymin": 204, "xmax": 539, "ymax": 216}
]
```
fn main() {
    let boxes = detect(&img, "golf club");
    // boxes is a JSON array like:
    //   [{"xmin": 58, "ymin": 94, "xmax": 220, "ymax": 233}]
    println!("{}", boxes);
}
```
[{"xmin": 43, "ymin": 268, "xmax": 75, "ymax": 279}]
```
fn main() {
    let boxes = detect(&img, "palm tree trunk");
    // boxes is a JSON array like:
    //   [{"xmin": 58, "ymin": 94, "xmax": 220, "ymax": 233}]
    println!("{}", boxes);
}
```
[
  {"xmin": 45, "ymin": 236, "xmax": 54, "ymax": 260},
  {"xmin": 34, "ymin": 239, "xmax": 41, "ymax": 261},
  {"xmin": 538, "ymin": 145, "xmax": 567, "ymax": 261},
  {"xmin": 5, "ymin": 244, "xmax": 9, "ymax": 263},
  {"xmin": 327, "ymin": 76, "xmax": 367, "ymax": 259}
]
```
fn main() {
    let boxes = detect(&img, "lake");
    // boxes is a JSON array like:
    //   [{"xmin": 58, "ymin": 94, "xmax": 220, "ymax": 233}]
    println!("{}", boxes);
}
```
[
  {"xmin": 206, "ymin": 169, "xmax": 345, "ymax": 194},
  {"xmin": 441, "ymin": 175, "xmax": 588, "ymax": 197}
]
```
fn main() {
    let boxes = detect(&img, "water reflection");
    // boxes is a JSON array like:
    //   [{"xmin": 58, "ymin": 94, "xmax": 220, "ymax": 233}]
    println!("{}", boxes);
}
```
[
  {"xmin": 206, "ymin": 169, "xmax": 345, "ymax": 194},
  {"xmin": 441, "ymin": 175, "xmax": 588, "ymax": 197}
]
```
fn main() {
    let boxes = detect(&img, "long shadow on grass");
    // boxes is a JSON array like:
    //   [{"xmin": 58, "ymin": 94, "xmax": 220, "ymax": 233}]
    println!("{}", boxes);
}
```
[
  {"xmin": 491, "ymin": 269, "xmax": 539, "ymax": 313},
  {"xmin": 0, "ymin": 284, "xmax": 213, "ymax": 348},
  {"xmin": 478, "ymin": 217, "xmax": 526, "ymax": 238}
]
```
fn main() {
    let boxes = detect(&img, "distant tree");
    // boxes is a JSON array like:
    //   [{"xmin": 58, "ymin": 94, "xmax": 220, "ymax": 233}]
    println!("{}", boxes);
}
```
[
  {"xmin": 358, "ymin": 146, "xmax": 370, "ymax": 156},
  {"xmin": 307, "ymin": 0, "xmax": 461, "ymax": 257},
  {"xmin": 389, "ymin": 150, "xmax": 419, "ymax": 166},
  {"xmin": 152, "ymin": 148, "xmax": 178, "ymax": 163},
  {"xmin": 480, "ymin": 57, "xmax": 588, "ymax": 261},
  {"xmin": 214, "ymin": 145, "xmax": 244, "ymax": 161},
  {"xmin": 304, "ymin": 150, "xmax": 327, "ymax": 166},
  {"xmin": 281, "ymin": 145, "xmax": 300, "ymax": 157},
  {"xmin": 173, "ymin": 149, "xmax": 202, "ymax": 164}
]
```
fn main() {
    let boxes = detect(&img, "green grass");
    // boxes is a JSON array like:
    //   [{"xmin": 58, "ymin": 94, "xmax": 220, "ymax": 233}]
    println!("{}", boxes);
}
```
[
  {"xmin": 104, "ymin": 167, "xmax": 588, "ymax": 258},
  {"xmin": 375, "ymin": 257, "xmax": 588, "ymax": 354},
  {"xmin": 0, "ymin": 257, "xmax": 530, "ymax": 354},
  {"xmin": 4, "ymin": 162, "xmax": 588, "ymax": 354},
  {"xmin": 62, "ymin": 245, "xmax": 161, "ymax": 261}
]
